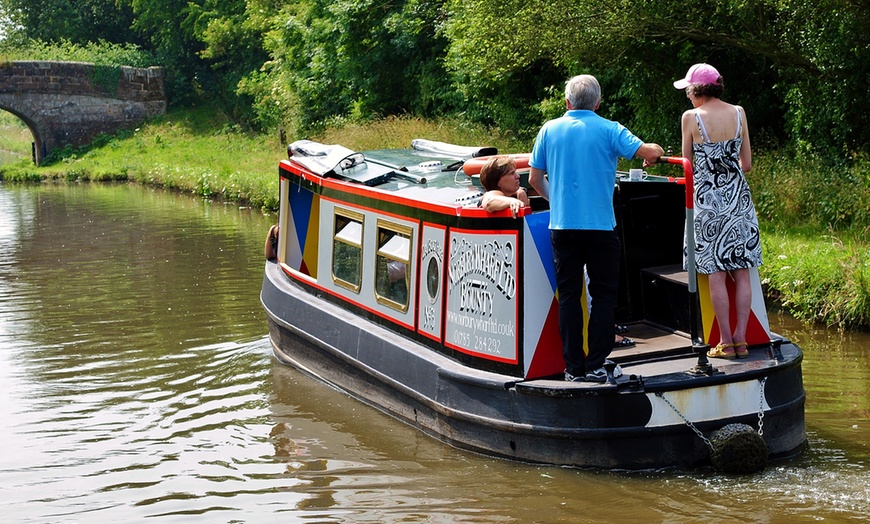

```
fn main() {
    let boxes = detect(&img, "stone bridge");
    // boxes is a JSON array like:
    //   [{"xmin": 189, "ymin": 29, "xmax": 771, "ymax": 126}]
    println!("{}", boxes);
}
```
[{"xmin": 0, "ymin": 60, "xmax": 166, "ymax": 165}]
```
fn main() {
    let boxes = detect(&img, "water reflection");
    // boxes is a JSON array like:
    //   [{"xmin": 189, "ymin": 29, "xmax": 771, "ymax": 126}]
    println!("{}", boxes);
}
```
[
  {"xmin": 772, "ymin": 311, "xmax": 870, "ymax": 463},
  {"xmin": 0, "ymin": 183, "xmax": 868, "ymax": 522},
  {"xmin": 0, "ymin": 184, "xmax": 277, "ymax": 521}
]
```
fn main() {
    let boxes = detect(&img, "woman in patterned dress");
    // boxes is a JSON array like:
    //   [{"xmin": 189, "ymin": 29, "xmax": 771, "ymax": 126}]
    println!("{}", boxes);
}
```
[{"xmin": 674, "ymin": 63, "xmax": 762, "ymax": 359}]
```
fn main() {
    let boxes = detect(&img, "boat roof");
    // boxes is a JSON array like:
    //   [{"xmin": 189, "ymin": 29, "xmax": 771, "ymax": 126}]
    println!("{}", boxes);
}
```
[{"xmin": 285, "ymin": 139, "xmax": 498, "ymax": 206}]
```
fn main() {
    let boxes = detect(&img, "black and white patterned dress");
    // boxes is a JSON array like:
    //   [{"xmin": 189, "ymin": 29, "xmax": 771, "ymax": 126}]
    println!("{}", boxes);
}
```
[{"xmin": 689, "ymin": 108, "xmax": 763, "ymax": 274}]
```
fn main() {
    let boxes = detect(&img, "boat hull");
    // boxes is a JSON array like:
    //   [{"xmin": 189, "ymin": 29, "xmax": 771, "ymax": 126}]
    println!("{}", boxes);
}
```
[{"xmin": 262, "ymin": 261, "xmax": 806, "ymax": 470}]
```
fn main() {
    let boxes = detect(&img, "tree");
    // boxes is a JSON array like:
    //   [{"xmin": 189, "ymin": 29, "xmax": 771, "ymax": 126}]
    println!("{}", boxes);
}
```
[
  {"xmin": 247, "ymin": 0, "xmax": 457, "ymax": 131},
  {"xmin": 774, "ymin": 0, "xmax": 870, "ymax": 155},
  {"xmin": 443, "ymin": 0, "xmax": 870, "ymax": 153},
  {"xmin": 3, "ymin": 0, "xmax": 868, "ymax": 154},
  {"xmin": 0, "ymin": 0, "xmax": 138, "ymax": 45}
]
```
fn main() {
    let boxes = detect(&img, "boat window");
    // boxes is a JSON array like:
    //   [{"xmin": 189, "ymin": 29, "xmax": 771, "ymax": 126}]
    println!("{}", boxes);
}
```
[
  {"xmin": 374, "ymin": 220, "xmax": 412, "ymax": 312},
  {"xmin": 332, "ymin": 208, "xmax": 364, "ymax": 292},
  {"xmin": 425, "ymin": 257, "xmax": 439, "ymax": 302}
]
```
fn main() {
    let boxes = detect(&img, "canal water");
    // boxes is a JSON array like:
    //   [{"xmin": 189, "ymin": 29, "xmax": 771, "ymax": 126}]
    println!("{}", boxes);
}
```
[{"xmin": 0, "ymin": 182, "xmax": 868, "ymax": 522}]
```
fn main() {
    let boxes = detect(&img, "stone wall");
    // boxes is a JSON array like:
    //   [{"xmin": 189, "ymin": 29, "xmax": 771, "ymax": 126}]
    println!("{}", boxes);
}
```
[{"xmin": 0, "ymin": 61, "xmax": 167, "ymax": 164}]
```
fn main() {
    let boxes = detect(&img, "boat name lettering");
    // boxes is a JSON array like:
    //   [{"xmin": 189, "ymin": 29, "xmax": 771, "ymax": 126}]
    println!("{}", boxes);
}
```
[
  {"xmin": 448, "ymin": 237, "xmax": 516, "ymax": 300},
  {"xmin": 459, "ymin": 279, "xmax": 493, "ymax": 316}
]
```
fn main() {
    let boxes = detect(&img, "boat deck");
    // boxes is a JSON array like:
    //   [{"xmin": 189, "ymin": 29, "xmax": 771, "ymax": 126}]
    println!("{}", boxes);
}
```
[
  {"xmin": 518, "ymin": 319, "xmax": 792, "ymax": 392},
  {"xmin": 608, "ymin": 322, "xmax": 692, "ymax": 360}
]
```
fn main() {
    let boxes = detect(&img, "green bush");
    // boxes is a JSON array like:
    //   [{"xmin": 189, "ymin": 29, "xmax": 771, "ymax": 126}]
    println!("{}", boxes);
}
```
[{"xmin": 0, "ymin": 38, "xmax": 156, "ymax": 68}]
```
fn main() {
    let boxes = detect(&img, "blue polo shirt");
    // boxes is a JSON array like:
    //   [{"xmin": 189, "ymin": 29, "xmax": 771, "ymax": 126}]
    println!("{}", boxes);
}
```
[{"xmin": 529, "ymin": 110, "xmax": 642, "ymax": 230}]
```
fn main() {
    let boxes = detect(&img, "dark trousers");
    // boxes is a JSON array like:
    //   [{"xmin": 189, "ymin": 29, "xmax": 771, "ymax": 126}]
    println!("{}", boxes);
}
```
[{"xmin": 551, "ymin": 228, "xmax": 621, "ymax": 376}]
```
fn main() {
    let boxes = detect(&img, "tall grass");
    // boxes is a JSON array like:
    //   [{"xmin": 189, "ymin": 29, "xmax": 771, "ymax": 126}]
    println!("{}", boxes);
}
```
[
  {"xmin": 749, "ymin": 151, "xmax": 870, "ymax": 231},
  {"xmin": 0, "ymin": 38, "xmax": 156, "ymax": 67},
  {"xmin": 761, "ymin": 231, "xmax": 870, "ymax": 329},
  {"xmin": 0, "ymin": 111, "xmax": 31, "ymax": 156},
  {"xmin": 312, "ymin": 115, "xmax": 530, "ymax": 153},
  {"xmin": 748, "ymin": 151, "xmax": 870, "ymax": 328}
]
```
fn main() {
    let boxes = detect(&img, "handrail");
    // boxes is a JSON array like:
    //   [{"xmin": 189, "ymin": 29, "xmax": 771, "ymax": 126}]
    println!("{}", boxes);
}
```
[
  {"xmin": 657, "ymin": 156, "xmax": 702, "ymax": 348},
  {"xmin": 657, "ymin": 156, "xmax": 694, "ymax": 210}
]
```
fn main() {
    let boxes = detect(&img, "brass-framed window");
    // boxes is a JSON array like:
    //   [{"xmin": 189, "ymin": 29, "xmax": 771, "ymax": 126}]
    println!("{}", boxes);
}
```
[
  {"xmin": 332, "ymin": 208, "xmax": 364, "ymax": 292},
  {"xmin": 375, "ymin": 220, "xmax": 412, "ymax": 312}
]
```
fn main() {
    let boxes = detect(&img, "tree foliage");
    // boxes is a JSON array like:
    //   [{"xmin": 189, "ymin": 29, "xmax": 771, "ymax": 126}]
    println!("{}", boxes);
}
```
[
  {"xmin": 0, "ymin": 38, "xmax": 155, "ymax": 67},
  {"xmin": 0, "ymin": 0, "xmax": 868, "ymax": 154},
  {"xmin": 442, "ymin": 0, "xmax": 870, "ymax": 152},
  {"xmin": 242, "ymin": 0, "xmax": 457, "ymax": 132},
  {"xmin": 0, "ymin": 0, "xmax": 138, "ymax": 45}
]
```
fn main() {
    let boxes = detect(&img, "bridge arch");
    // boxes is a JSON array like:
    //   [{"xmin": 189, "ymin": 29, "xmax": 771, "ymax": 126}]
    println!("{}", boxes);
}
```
[{"xmin": 0, "ymin": 61, "xmax": 166, "ymax": 165}]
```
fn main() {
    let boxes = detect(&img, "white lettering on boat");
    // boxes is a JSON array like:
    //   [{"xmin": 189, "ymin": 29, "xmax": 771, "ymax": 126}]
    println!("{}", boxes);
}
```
[
  {"xmin": 417, "ymin": 227, "xmax": 446, "ymax": 340},
  {"xmin": 444, "ymin": 230, "xmax": 519, "ymax": 362},
  {"xmin": 448, "ymin": 237, "xmax": 516, "ymax": 300},
  {"xmin": 422, "ymin": 303, "xmax": 437, "ymax": 331},
  {"xmin": 459, "ymin": 279, "xmax": 493, "ymax": 316}
]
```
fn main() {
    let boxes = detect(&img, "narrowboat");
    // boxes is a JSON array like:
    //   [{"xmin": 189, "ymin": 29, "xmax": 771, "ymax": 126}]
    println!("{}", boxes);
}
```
[{"xmin": 260, "ymin": 139, "xmax": 806, "ymax": 470}]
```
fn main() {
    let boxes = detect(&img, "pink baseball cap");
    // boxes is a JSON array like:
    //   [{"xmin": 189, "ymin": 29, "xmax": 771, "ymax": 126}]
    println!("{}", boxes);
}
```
[{"xmin": 673, "ymin": 63, "xmax": 721, "ymax": 89}]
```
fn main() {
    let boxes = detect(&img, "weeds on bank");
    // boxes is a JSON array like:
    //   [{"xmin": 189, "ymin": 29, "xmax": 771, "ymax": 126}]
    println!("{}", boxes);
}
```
[
  {"xmin": 311, "ymin": 114, "xmax": 529, "ymax": 153},
  {"xmin": 761, "ymin": 229, "xmax": 870, "ymax": 329}
]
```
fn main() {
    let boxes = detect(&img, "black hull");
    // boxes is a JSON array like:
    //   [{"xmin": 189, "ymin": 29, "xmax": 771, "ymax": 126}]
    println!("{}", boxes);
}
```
[{"xmin": 262, "ymin": 261, "xmax": 806, "ymax": 470}]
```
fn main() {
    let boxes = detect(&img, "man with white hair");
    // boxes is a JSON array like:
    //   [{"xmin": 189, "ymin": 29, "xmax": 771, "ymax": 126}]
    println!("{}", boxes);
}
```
[{"xmin": 529, "ymin": 74, "xmax": 663, "ymax": 382}]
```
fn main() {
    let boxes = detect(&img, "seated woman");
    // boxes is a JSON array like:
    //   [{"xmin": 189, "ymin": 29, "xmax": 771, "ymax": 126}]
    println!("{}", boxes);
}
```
[{"xmin": 479, "ymin": 156, "xmax": 530, "ymax": 218}]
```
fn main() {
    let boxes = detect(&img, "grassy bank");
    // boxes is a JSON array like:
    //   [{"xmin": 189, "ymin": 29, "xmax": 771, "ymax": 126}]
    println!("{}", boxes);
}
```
[
  {"xmin": 0, "ymin": 108, "xmax": 529, "ymax": 211},
  {"xmin": 0, "ymin": 108, "xmax": 286, "ymax": 209},
  {"xmin": 1, "ymin": 108, "xmax": 868, "ymax": 330},
  {"xmin": 761, "ymin": 230, "xmax": 870, "ymax": 328}
]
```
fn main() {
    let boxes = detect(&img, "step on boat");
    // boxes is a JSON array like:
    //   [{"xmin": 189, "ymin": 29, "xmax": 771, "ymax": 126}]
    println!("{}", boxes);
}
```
[{"xmin": 260, "ymin": 138, "xmax": 806, "ymax": 470}]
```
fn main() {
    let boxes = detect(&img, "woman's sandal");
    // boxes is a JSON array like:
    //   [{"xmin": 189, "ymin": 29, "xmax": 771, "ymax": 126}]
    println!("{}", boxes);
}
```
[
  {"xmin": 613, "ymin": 336, "xmax": 636, "ymax": 349},
  {"xmin": 615, "ymin": 324, "xmax": 630, "ymax": 335},
  {"xmin": 707, "ymin": 342, "xmax": 737, "ymax": 359},
  {"xmin": 734, "ymin": 342, "xmax": 749, "ymax": 358}
]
